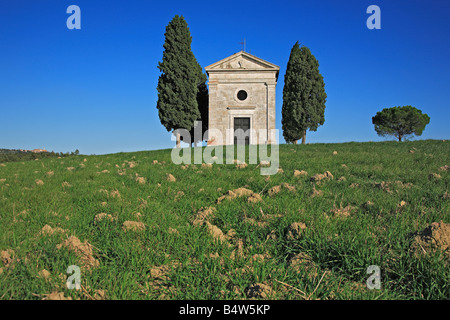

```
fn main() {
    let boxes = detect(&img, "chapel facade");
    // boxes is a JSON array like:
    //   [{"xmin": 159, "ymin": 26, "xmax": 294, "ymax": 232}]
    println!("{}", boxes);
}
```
[{"xmin": 205, "ymin": 51, "xmax": 279, "ymax": 145}]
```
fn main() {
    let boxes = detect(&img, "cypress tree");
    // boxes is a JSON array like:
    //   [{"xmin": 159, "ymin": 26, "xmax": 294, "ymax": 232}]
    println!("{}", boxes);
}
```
[
  {"xmin": 190, "ymin": 60, "xmax": 209, "ymax": 147},
  {"xmin": 156, "ymin": 15, "xmax": 201, "ymax": 147},
  {"xmin": 282, "ymin": 42, "xmax": 327, "ymax": 144}
]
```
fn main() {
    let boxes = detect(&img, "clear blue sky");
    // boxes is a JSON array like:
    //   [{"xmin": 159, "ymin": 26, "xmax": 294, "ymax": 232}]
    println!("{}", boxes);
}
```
[{"xmin": 1, "ymin": 0, "xmax": 449, "ymax": 154}]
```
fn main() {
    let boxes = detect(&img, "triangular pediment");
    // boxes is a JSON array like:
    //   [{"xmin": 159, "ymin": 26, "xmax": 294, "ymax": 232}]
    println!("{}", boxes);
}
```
[{"xmin": 205, "ymin": 51, "xmax": 280, "ymax": 72}]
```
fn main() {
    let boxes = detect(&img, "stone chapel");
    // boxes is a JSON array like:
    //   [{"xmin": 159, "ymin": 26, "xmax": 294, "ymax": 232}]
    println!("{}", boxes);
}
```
[{"xmin": 205, "ymin": 51, "xmax": 280, "ymax": 145}]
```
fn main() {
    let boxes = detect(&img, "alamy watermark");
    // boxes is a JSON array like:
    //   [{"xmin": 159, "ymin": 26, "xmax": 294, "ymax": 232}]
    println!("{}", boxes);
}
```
[
  {"xmin": 171, "ymin": 121, "xmax": 279, "ymax": 175},
  {"xmin": 366, "ymin": 265, "xmax": 381, "ymax": 290},
  {"xmin": 66, "ymin": 265, "xmax": 81, "ymax": 290}
]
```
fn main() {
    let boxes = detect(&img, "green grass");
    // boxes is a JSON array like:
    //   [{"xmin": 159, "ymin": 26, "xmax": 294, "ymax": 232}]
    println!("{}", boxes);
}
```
[{"xmin": 0, "ymin": 140, "xmax": 448, "ymax": 300}]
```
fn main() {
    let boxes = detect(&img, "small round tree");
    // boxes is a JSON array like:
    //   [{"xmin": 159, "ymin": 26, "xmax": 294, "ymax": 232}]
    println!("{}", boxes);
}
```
[{"xmin": 372, "ymin": 106, "xmax": 430, "ymax": 141}]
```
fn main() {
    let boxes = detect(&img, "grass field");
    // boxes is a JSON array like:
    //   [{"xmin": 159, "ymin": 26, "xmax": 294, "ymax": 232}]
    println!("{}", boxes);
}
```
[{"xmin": 0, "ymin": 140, "xmax": 448, "ymax": 300}]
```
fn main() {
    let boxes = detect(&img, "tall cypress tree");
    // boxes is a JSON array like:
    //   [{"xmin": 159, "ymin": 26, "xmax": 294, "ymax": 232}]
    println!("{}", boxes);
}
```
[
  {"xmin": 282, "ymin": 42, "xmax": 327, "ymax": 144},
  {"xmin": 190, "ymin": 60, "xmax": 209, "ymax": 147},
  {"xmin": 156, "ymin": 15, "xmax": 201, "ymax": 147}
]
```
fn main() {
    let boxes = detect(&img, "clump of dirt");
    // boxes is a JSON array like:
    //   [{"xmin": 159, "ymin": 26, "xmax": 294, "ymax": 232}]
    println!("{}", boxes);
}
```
[
  {"xmin": 57, "ymin": 236, "xmax": 99, "ymax": 269},
  {"xmin": 174, "ymin": 191, "xmax": 185, "ymax": 201},
  {"xmin": 35, "ymin": 179, "xmax": 44, "ymax": 185},
  {"xmin": 40, "ymin": 224, "xmax": 67, "ymax": 236},
  {"xmin": 294, "ymin": 170, "xmax": 308, "ymax": 177},
  {"xmin": 331, "ymin": 204, "xmax": 355, "ymax": 218},
  {"xmin": 46, "ymin": 171, "xmax": 54, "ymax": 176},
  {"xmin": 192, "ymin": 206, "xmax": 216, "ymax": 226},
  {"xmin": 166, "ymin": 174, "xmax": 176, "ymax": 182},
  {"xmin": 438, "ymin": 165, "xmax": 449, "ymax": 171},
  {"xmin": 277, "ymin": 168, "xmax": 284, "ymax": 174},
  {"xmin": 1, "ymin": 249, "xmax": 15, "ymax": 268},
  {"xmin": 374, "ymin": 181, "xmax": 393, "ymax": 194},
  {"xmin": 310, "ymin": 171, "xmax": 333, "ymax": 183},
  {"xmin": 375, "ymin": 181, "xmax": 413, "ymax": 194},
  {"xmin": 289, "ymin": 252, "xmax": 317, "ymax": 275},
  {"xmin": 349, "ymin": 183, "xmax": 360, "ymax": 188},
  {"xmin": 259, "ymin": 161, "xmax": 271, "ymax": 167},
  {"xmin": 201, "ymin": 163, "xmax": 212, "ymax": 168},
  {"xmin": 122, "ymin": 221, "xmax": 146, "ymax": 232},
  {"xmin": 168, "ymin": 228, "xmax": 179, "ymax": 234},
  {"xmin": 411, "ymin": 221, "xmax": 450, "ymax": 257},
  {"xmin": 268, "ymin": 183, "xmax": 296, "ymax": 196},
  {"xmin": 248, "ymin": 193, "xmax": 262, "ymax": 203},
  {"xmin": 244, "ymin": 218, "xmax": 268, "ymax": 228},
  {"xmin": 246, "ymin": 282, "xmax": 274, "ymax": 299},
  {"xmin": 42, "ymin": 292, "xmax": 72, "ymax": 300},
  {"xmin": 217, "ymin": 188, "xmax": 260, "ymax": 203},
  {"xmin": 310, "ymin": 185, "xmax": 323, "ymax": 198},
  {"xmin": 94, "ymin": 289, "xmax": 106, "ymax": 300},
  {"xmin": 230, "ymin": 239, "xmax": 245, "ymax": 260},
  {"xmin": 110, "ymin": 190, "xmax": 121, "ymax": 198},
  {"xmin": 236, "ymin": 163, "xmax": 248, "ymax": 169},
  {"xmin": 281, "ymin": 183, "xmax": 296, "ymax": 192},
  {"xmin": 285, "ymin": 222, "xmax": 307, "ymax": 240},
  {"xmin": 148, "ymin": 261, "xmax": 180, "ymax": 299},
  {"xmin": 67, "ymin": 167, "xmax": 75, "ymax": 171},
  {"xmin": 268, "ymin": 185, "xmax": 282, "ymax": 196},
  {"xmin": 135, "ymin": 174, "xmax": 146, "ymax": 185},
  {"xmin": 338, "ymin": 176, "xmax": 346, "ymax": 182},
  {"xmin": 152, "ymin": 160, "xmax": 158, "ymax": 165},
  {"xmin": 332, "ymin": 151, "xmax": 338, "ymax": 155},
  {"xmin": 62, "ymin": 181, "xmax": 72, "ymax": 188},
  {"xmin": 128, "ymin": 161, "xmax": 138, "ymax": 168},
  {"xmin": 428, "ymin": 173, "xmax": 441, "ymax": 180},
  {"xmin": 94, "ymin": 213, "xmax": 115, "ymax": 223},
  {"xmin": 38, "ymin": 269, "xmax": 51, "ymax": 280},
  {"xmin": 205, "ymin": 222, "xmax": 228, "ymax": 244}
]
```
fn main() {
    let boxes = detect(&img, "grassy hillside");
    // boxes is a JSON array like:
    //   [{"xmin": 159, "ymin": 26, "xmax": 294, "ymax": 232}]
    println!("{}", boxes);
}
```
[{"xmin": 0, "ymin": 140, "xmax": 448, "ymax": 300}]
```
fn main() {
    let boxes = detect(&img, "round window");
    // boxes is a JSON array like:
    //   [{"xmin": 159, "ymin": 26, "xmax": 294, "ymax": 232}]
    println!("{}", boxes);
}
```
[{"xmin": 237, "ymin": 90, "xmax": 248, "ymax": 101}]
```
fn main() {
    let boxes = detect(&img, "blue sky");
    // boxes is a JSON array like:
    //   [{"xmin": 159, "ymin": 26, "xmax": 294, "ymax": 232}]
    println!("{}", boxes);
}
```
[{"xmin": 0, "ymin": 0, "xmax": 449, "ymax": 154}]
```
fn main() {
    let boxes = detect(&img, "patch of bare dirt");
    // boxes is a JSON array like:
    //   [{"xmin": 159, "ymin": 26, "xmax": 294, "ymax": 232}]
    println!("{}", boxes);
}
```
[
  {"xmin": 35, "ymin": 179, "xmax": 44, "ymax": 185},
  {"xmin": 268, "ymin": 185, "xmax": 281, "ymax": 196},
  {"xmin": 42, "ymin": 292, "xmax": 72, "ymax": 300},
  {"xmin": 205, "ymin": 222, "xmax": 228, "ymax": 244},
  {"xmin": 294, "ymin": 170, "xmax": 308, "ymax": 177},
  {"xmin": 148, "ymin": 261, "xmax": 180, "ymax": 299},
  {"xmin": 1, "ymin": 249, "xmax": 15, "ymax": 268},
  {"xmin": 57, "ymin": 236, "xmax": 99, "ymax": 269},
  {"xmin": 135, "ymin": 174, "xmax": 146, "ymax": 185},
  {"xmin": 438, "ymin": 165, "xmax": 449, "ymax": 171},
  {"xmin": 122, "ymin": 221, "xmax": 146, "ymax": 232},
  {"xmin": 192, "ymin": 206, "xmax": 216, "ymax": 226},
  {"xmin": 94, "ymin": 213, "xmax": 115, "ymax": 223},
  {"xmin": 62, "ymin": 181, "xmax": 72, "ymax": 188},
  {"xmin": 331, "ymin": 204, "xmax": 355, "ymax": 218},
  {"xmin": 411, "ymin": 221, "xmax": 450, "ymax": 258},
  {"xmin": 40, "ymin": 224, "xmax": 67, "ymax": 236},
  {"xmin": 248, "ymin": 193, "xmax": 262, "ymax": 203},
  {"xmin": 202, "ymin": 163, "xmax": 212, "ymax": 168},
  {"xmin": 166, "ymin": 174, "xmax": 176, "ymax": 182},
  {"xmin": 38, "ymin": 269, "xmax": 51, "ymax": 280},
  {"xmin": 217, "ymin": 188, "xmax": 260, "ymax": 203},
  {"xmin": 310, "ymin": 171, "xmax": 333, "ymax": 183},
  {"xmin": 110, "ymin": 190, "xmax": 121, "ymax": 198},
  {"xmin": 236, "ymin": 163, "xmax": 248, "ymax": 169},
  {"xmin": 310, "ymin": 185, "xmax": 323, "ymax": 198},
  {"xmin": 285, "ymin": 222, "xmax": 307, "ymax": 240},
  {"xmin": 246, "ymin": 282, "xmax": 274, "ymax": 299}
]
